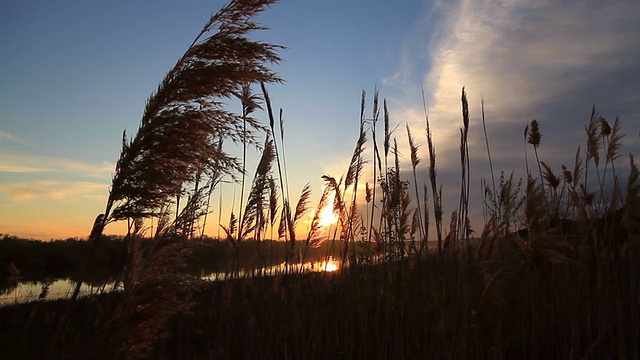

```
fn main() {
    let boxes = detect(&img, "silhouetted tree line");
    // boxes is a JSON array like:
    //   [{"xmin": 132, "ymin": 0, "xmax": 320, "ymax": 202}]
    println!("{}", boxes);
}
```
[
  {"xmin": 0, "ymin": 235, "xmax": 128, "ymax": 284},
  {"xmin": 1, "ymin": 234, "xmax": 344, "ymax": 289}
]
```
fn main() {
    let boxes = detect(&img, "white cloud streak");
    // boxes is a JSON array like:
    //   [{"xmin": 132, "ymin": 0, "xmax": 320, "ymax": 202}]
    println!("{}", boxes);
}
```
[
  {"xmin": 377, "ymin": 0, "xmax": 640, "ymax": 235},
  {"xmin": 392, "ymin": 0, "xmax": 640, "ymax": 160},
  {"xmin": 0, "ymin": 153, "xmax": 114, "ymax": 178},
  {"xmin": 0, "ymin": 180, "xmax": 107, "ymax": 202},
  {"xmin": 0, "ymin": 130, "xmax": 26, "ymax": 144}
]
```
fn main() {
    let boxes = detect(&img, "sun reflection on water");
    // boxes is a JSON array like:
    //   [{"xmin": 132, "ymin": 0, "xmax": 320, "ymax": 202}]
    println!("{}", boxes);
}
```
[
  {"xmin": 321, "ymin": 259, "xmax": 339, "ymax": 272},
  {"xmin": 311, "ymin": 257, "xmax": 339, "ymax": 272}
]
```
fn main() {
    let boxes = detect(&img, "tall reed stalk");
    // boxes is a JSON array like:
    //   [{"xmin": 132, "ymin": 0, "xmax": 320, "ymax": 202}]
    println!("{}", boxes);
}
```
[{"xmin": 49, "ymin": 1, "xmax": 283, "ymax": 358}]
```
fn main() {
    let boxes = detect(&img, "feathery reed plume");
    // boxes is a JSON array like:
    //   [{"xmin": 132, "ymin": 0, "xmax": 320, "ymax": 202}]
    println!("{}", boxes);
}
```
[
  {"xmin": 344, "ymin": 123, "xmax": 367, "ymax": 188},
  {"xmin": 482, "ymin": 99, "xmax": 498, "ymax": 216},
  {"xmin": 108, "ymin": 2, "xmax": 282, "ymax": 223},
  {"xmin": 458, "ymin": 87, "xmax": 471, "ymax": 245},
  {"xmin": 50, "ymin": 1, "xmax": 283, "ymax": 357},
  {"xmin": 421, "ymin": 84, "xmax": 443, "ymax": 254},
  {"xmin": 384, "ymin": 99, "xmax": 390, "ymax": 160},
  {"xmin": 322, "ymin": 175, "xmax": 347, "ymax": 261},
  {"xmin": 603, "ymin": 117, "xmax": 624, "ymax": 163},
  {"xmin": 303, "ymin": 185, "xmax": 334, "ymax": 263},
  {"xmin": 239, "ymin": 137, "xmax": 276, "ymax": 241},
  {"xmin": 221, "ymin": 212, "xmax": 238, "ymax": 248},
  {"xmin": 484, "ymin": 171, "xmax": 523, "ymax": 239},
  {"xmin": 261, "ymin": 82, "xmax": 293, "ymax": 267},
  {"xmin": 391, "ymin": 139, "xmax": 401, "ymax": 210},
  {"xmin": 164, "ymin": 185, "xmax": 211, "ymax": 238},
  {"xmin": 398, "ymin": 185, "xmax": 413, "ymax": 258},
  {"xmin": 235, "ymin": 84, "xmax": 263, "ymax": 242},
  {"xmin": 406, "ymin": 124, "xmax": 425, "ymax": 254},
  {"xmin": 572, "ymin": 145, "xmax": 584, "ymax": 189},
  {"xmin": 527, "ymin": 119, "xmax": 541, "ymax": 149},
  {"xmin": 281, "ymin": 183, "xmax": 311, "ymax": 268},
  {"xmin": 527, "ymin": 119, "xmax": 548, "ymax": 221},
  {"xmin": 565, "ymin": 146, "xmax": 589, "ymax": 223},
  {"xmin": 277, "ymin": 202, "xmax": 289, "ymax": 241},
  {"xmin": 239, "ymin": 137, "xmax": 276, "ymax": 274},
  {"xmin": 268, "ymin": 177, "xmax": 279, "ymax": 229},
  {"xmin": 541, "ymin": 161, "xmax": 560, "ymax": 191},
  {"xmin": 602, "ymin": 116, "xmax": 625, "ymax": 211},
  {"xmin": 64, "ymin": 0, "xmax": 283, "ymax": 308},
  {"xmin": 623, "ymin": 154, "xmax": 640, "ymax": 241},
  {"xmin": 374, "ymin": 136, "xmax": 412, "ymax": 259},
  {"xmin": 407, "ymin": 124, "xmax": 421, "ymax": 169},
  {"xmin": 292, "ymin": 183, "xmax": 312, "ymax": 239},
  {"xmin": 379, "ymin": 98, "xmax": 394, "ymax": 251},
  {"xmin": 583, "ymin": 107, "xmax": 601, "ymax": 211},
  {"xmin": 541, "ymin": 161, "xmax": 560, "ymax": 218},
  {"xmin": 343, "ymin": 104, "xmax": 367, "ymax": 263},
  {"xmin": 367, "ymin": 89, "xmax": 381, "ymax": 247},
  {"xmin": 527, "ymin": 120, "xmax": 543, "ymax": 182},
  {"xmin": 585, "ymin": 107, "xmax": 601, "ymax": 168}
]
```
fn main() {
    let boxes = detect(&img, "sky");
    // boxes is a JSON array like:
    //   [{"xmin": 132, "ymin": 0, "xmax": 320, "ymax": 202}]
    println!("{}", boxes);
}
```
[{"xmin": 1, "ymin": 0, "xmax": 639, "ymax": 240}]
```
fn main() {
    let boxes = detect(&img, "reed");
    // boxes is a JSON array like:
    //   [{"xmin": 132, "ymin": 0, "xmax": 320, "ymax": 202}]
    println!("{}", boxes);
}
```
[
  {"xmin": 6, "ymin": 89, "xmax": 640, "ymax": 359},
  {"xmin": 47, "ymin": 0, "xmax": 284, "ymax": 358},
  {"xmin": 5, "ymin": 1, "xmax": 638, "ymax": 358},
  {"xmin": 421, "ymin": 85, "xmax": 444, "ymax": 255}
]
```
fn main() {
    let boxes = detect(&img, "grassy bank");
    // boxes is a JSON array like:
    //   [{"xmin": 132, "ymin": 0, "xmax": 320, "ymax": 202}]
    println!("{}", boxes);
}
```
[{"xmin": 1, "ymin": 241, "xmax": 639, "ymax": 359}]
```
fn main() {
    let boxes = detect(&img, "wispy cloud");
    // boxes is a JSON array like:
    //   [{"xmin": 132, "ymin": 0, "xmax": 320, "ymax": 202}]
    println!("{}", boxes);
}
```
[
  {"xmin": 0, "ymin": 153, "xmax": 114, "ymax": 177},
  {"xmin": 392, "ymin": 0, "xmax": 640, "ymax": 159},
  {"xmin": 377, "ymin": 0, "xmax": 640, "ymax": 234},
  {"xmin": 430, "ymin": 2, "xmax": 638, "ymax": 112},
  {"xmin": 0, "ymin": 180, "xmax": 108, "ymax": 202},
  {"xmin": 0, "ymin": 130, "xmax": 26, "ymax": 144}
]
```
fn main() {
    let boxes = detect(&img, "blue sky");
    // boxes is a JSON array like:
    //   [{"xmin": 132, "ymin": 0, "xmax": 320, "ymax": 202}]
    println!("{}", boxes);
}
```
[{"xmin": 1, "ymin": 0, "xmax": 639, "ymax": 240}]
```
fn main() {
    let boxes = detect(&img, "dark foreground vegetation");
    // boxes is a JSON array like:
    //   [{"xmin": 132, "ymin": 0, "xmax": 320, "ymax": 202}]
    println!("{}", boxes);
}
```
[
  {"xmin": 3, "ymin": 0, "xmax": 639, "ymax": 359},
  {"xmin": 1, "ymin": 242, "xmax": 639, "ymax": 359}
]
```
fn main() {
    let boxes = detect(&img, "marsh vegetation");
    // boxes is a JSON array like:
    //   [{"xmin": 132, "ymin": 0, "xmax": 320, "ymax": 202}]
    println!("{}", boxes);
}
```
[{"xmin": 1, "ymin": 0, "xmax": 639, "ymax": 359}]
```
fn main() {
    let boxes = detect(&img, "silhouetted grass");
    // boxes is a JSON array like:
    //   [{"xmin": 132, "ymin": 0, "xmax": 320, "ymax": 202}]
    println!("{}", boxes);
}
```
[
  {"xmin": 3, "ymin": 0, "xmax": 639, "ymax": 358},
  {"xmin": 4, "ymin": 89, "xmax": 638, "ymax": 358}
]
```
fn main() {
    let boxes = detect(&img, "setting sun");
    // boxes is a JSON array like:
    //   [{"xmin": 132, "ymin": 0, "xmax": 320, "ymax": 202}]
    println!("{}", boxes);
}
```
[{"xmin": 318, "ymin": 204, "xmax": 339, "ymax": 227}]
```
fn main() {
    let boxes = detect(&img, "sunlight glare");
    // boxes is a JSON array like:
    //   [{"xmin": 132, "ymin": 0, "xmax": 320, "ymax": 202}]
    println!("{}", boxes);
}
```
[
  {"xmin": 323, "ymin": 260, "xmax": 338, "ymax": 272},
  {"xmin": 318, "ymin": 203, "xmax": 338, "ymax": 228}
]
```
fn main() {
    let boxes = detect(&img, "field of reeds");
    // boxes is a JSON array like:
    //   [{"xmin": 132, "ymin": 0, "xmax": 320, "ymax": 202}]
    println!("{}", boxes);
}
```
[{"xmin": 1, "ymin": 0, "xmax": 639, "ymax": 359}]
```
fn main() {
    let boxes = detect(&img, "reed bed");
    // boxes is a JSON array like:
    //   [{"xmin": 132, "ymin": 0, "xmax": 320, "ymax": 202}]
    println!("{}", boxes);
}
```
[{"xmin": 2, "ymin": 0, "xmax": 639, "ymax": 358}]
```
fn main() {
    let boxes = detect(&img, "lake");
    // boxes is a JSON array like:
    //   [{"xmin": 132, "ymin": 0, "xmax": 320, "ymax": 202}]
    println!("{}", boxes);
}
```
[{"xmin": 0, "ymin": 257, "xmax": 340, "ymax": 306}]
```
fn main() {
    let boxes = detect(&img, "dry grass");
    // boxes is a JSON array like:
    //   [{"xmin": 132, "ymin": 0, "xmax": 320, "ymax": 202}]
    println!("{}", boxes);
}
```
[{"xmin": 3, "ymin": 0, "xmax": 638, "ymax": 358}]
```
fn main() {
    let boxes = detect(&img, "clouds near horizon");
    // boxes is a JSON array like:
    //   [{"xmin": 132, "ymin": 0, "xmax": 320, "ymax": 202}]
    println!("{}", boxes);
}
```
[
  {"xmin": 387, "ymin": 0, "xmax": 640, "ymax": 168},
  {"xmin": 376, "ymin": 0, "xmax": 640, "ymax": 234}
]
